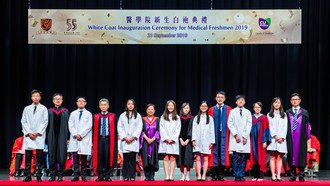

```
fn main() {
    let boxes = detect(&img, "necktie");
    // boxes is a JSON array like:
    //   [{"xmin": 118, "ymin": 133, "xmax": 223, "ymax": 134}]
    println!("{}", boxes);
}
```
[
  {"xmin": 240, "ymin": 109, "xmax": 242, "ymax": 117},
  {"xmin": 218, "ymin": 106, "xmax": 222, "ymax": 132},
  {"xmin": 292, "ymin": 108, "xmax": 298, "ymax": 131},
  {"xmin": 79, "ymin": 110, "xmax": 83, "ymax": 121},
  {"xmin": 33, "ymin": 106, "xmax": 37, "ymax": 114},
  {"xmin": 101, "ymin": 117, "xmax": 106, "ymax": 136}
]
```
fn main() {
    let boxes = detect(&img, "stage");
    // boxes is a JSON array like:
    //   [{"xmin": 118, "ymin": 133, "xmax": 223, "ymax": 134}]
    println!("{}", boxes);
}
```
[{"xmin": 1, "ymin": 170, "xmax": 330, "ymax": 186}]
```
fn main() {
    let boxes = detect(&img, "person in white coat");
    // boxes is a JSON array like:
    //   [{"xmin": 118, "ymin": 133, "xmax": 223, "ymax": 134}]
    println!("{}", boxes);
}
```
[
  {"xmin": 117, "ymin": 99, "xmax": 143, "ymax": 181},
  {"xmin": 228, "ymin": 95, "xmax": 252, "ymax": 181},
  {"xmin": 192, "ymin": 101, "xmax": 215, "ymax": 181},
  {"xmin": 68, "ymin": 97, "xmax": 93, "ymax": 182},
  {"xmin": 267, "ymin": 97, "xmax": 288, "ymax": 181},
  {"xmin": 21, "ymin": 89, "xmax": 48, "ymax": 182},
  {"xmin": 159, "ymin": 100, "xmax": 181, "ymax": 181}
]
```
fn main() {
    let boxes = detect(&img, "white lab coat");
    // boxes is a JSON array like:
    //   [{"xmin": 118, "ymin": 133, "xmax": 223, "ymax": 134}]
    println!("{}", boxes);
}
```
[
  {"xmin": 67, "ymin": 108, "xmax": 93, "ymax": 155},
  {"xmin": 21, "ymin": 104, "xmax": 48, "ymax": 150},
  {"xmin": 158, "ymin": 114, "xmax": 181, "ymax": 155},
  {"xmin": 192, "ymin": 114, "xmax": 215, "ymax": 154},
  {"xmin": 117, "ymin": 112, "xmax": 143, "ymax": 153},
  {"xmin": 267, "ymin": 112, "xmax": 288, "ymax": 153},
  {"xmin": 228, "ymin": 107, "xmax": 252, "ymax": 153}
]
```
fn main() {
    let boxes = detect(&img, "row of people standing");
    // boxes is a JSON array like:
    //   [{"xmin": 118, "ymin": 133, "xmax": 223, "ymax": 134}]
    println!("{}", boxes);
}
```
[{"xmin": 20, "ymin": 89, "xmax": 311, "ymax": 182}]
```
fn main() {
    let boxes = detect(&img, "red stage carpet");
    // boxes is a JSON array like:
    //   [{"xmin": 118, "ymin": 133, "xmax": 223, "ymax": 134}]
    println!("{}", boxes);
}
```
[{"xmin": 1, "ymin": 180, "xmax": 330, "ymax": 186}]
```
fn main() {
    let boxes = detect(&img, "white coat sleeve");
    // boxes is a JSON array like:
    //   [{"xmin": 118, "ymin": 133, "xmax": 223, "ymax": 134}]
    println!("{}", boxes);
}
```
[
  {"xmin": 21, "ymin": 108, "xmax": 31, "ymax": 136},
  {"xmin": 267, "ymin": 115, "xmax": 277, "ymax": 138},
  {"xmin": 171, "ymin": 118, "xmax": 181, "ymax": 142},
  {"xmin": 227, "ymin": 112, "xmax": 238, "ymax": 137},
  {"xmin": 242, "ymin": 112, "xmax": 252, "ymax": 139},
  {"xmin": 209, "ymin": 117, "xmax": 216, "ymax": 144},
  {"xmin": 160, "ymin": 117, "xmax": 169, "ymax": 142},
  {"xmin": 117, "ymin": 115, "xmax": 127, "ymax": 140},
  {"xmin": 68, "ymin": 113, "xmax": 78, "ymax": 136},
  {"xmin": 191, "ymin": 117, "xmax": 197, "ymax": 141},
  {"xmin": 278, "ymin": 115, "xmax": 288, "ymax": 139},
  {"xmin": 132, "ymin": 114, "xmax": 143, "ymax": 139},
  {"xmin": 36, "ymin": 107, "xmax": 49, "ymax": 135}
]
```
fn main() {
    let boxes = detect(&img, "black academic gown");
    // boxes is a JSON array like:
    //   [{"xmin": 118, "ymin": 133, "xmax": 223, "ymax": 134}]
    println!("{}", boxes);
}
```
[
  {"xmin": 46, "ymin": 107, "xmax": 70, "ymax": 165},
  {"xmin": 176, "ymin": 116, "xmax": 194, "ymax": 168}
]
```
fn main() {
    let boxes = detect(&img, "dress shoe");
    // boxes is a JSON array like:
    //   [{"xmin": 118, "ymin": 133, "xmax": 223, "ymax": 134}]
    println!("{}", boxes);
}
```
[
  {"xmin": 71, "ymin": 176, "xmax": 79, "ymax": 182},
  {"xmin": 104, "ymin": 177, "xmax": 112, "ymax": 182},
  {"xmin": 23, "ymin": 176, "xmax": 32, "ymax": 182},
  {"xmin": 95, "ymin": 177, "xmax": 104, "ymax": 182},
  {"xmin": 14, "ymin": 171, "xmax": 19, "ymax": 177},
  {"xmin": 289, "ymin": 176, "xmax": 296, "ymax": 181},
  {"xmin": 57, "ymin": 176, "xmax": 63, "ymax": 182},
  {"xmin": 299, "ymin": 176, "xmax": 305, "ymax": 182},
  {"xmin": 218, "ymin": 175, "xmax": 224, "ymax": 181},
  {"xmin": 82, "ymin": 177, "xmax": 87, "ymax": 182},
  {"xmin": 36, "ymin": 177, "xmax": 42, "ymax": 182},
  {"xmin": 49, "ymin": 176, "xmax": 56, "ymax": 182}
]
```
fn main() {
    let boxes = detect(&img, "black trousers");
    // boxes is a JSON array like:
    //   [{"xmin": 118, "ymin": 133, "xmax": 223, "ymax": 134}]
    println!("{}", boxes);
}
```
[
  {"xmin": 15, "ymin": 153, "xmax": 23, "ymax": 171},
  {"xmin": 49, "ymin": 163, "xmax": 65, "ymax": 177},
  {"xmin": 97, "ymin": 137, "xmax": 111, "ymax": 178},
  {"xmin": 214, "ymin": 131, "xmax": 225, "ymax": 178},
  {"xmin": 122, "ymin": 152, "xmax": 137, "ymax": 179},
  {"xmin": 73, "ymin": 152, "xmax": 88, "ymax": 177},
  {"xmin": 25, "ymin": 149, "xmax": 43, "ymax": 178}
]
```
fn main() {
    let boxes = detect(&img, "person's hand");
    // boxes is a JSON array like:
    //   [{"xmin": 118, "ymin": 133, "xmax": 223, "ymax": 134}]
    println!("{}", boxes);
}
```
[
  {"xmin": 28, "ymin": 133, "xmax": 36, "ymax": 140},
  {"xmin": 192, "ymin": 141, "xmax": 197, "ymax": 147},
  {"xmin": 235, "ymin": 135, "xmax": 241, "ymax": 143},
  {"xmin": 180, "ymin": 138, "xmax": 185, "ymax": 146},
  {"xmin": 242, "ymin": 137, "xmax": 247, "ymax": 145},
  {"xmin": 262, "ymin": 142, "xmax": 267, "ymax": 149},
  {"xmin": 185, "ymin": 139, "xmax": 190, "ymax": 146},
  {"xmin": 67, "ymin": 140, "xmax": 70, "ymax": 145},
  {"xmin": 122, "ymin": 137, "xmax": 129, "ymax": 142},
  {"xmin": 209, "ymin": 144, "xmax": 213, "ymax": 149}
]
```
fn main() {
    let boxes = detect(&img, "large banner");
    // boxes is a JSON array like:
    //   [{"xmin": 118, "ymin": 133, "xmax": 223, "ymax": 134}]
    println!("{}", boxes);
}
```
[{"xmin": 28, "ymin": 9, "xmax": 301, "ymax": 44}]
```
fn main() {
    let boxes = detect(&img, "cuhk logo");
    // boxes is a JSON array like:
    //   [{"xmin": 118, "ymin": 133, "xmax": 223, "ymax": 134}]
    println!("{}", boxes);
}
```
[
  {"xmin": 259, "ymin": 18, "xmax": 271, "ymax": 30},
  {"xmin": 41, "ymin": 18, "xmax": 52, "ymax": 31}
]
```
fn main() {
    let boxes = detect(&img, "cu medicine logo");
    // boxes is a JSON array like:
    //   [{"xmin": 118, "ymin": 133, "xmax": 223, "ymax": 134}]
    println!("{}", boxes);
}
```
[
  {"xmin": 259, "ymin": 18, "xmax": 271, "ymax": 30},
  {"xmin": 41, "ymin": 18, "xmax": 52, "ymax": 31},
  {"xmin": 36, "ymin": 18, "xmax": 56, "ymax": 35}
]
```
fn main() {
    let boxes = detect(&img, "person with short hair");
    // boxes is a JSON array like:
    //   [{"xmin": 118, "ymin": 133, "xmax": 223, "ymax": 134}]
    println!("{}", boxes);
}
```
[
  {"xmin": 93, "ymin": 98, "xmax": 118, "ymax": 182},
  {"xmin": 140, "ymin": 103, "xmax": 160, "ymax": 181},
  {"xmin": 21, "ymin": 89, "xmax": 48, "ymax": 182},
  {"xmin": 68, "ymin": 96, "xmax": 93, "ymax": 182},
  {"xmin": 249, "ymin": 102, "xmax": 271, "ymax": 181},
  {"xmin": 47, "ymin": 93, "xmax": 70, "ymax": 182},
  {"xmin": 208, "ymin": 91, "xmax": 232, "ymax": 181},
  {"xmin": 286, "ymin": 93, "xmax": 311, "ymax": 182},
  {"xmin": 228, "ymin": 95, "xmax": 252, "ymax": 182}
]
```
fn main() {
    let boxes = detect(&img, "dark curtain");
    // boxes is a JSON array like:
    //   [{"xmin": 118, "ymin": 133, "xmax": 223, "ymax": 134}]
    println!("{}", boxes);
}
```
[{"xmin": 1, "ymin": 0, "xmax": 330, "ymax": 169}]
